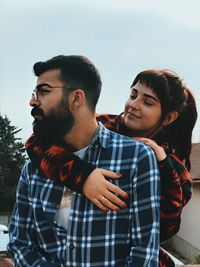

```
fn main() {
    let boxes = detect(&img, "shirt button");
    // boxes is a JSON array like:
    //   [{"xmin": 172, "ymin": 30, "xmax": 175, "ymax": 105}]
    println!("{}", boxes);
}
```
[{"xmin": 69, "ymin": 243, "xmax": 75, "ymax": 249}]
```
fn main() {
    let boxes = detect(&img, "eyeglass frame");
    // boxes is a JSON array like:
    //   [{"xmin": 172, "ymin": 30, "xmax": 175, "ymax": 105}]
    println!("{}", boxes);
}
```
[{"xmin": 31, "ymin": 84, "xmax": 75, "ymax": 101}]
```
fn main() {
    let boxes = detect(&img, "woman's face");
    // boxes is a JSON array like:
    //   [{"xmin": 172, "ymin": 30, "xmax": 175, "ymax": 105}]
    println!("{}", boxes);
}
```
[{"xmin": 124, "ymin": 82, "xmax": 162, "ymax": 137}]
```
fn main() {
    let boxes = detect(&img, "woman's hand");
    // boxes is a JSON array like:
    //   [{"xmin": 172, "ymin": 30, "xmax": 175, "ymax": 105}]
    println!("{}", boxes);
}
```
[
  {"xmin": 83, "ymin": 168, "xmax": 128, "ymax": 212},
  {"xmin": 134, "ymin": 137, "xmax": 167, "ymax": 161}
]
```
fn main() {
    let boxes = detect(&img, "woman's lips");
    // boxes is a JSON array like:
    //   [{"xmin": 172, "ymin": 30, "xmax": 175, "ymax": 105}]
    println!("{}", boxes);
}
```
[{"xmin": 126, "ymin": 112, "xmax": 141, "ymax": 119}]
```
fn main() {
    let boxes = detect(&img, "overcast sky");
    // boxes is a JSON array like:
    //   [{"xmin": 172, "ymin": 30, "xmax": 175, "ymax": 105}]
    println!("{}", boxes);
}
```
[{"xmin": 0, "ymin": 0, "xmax": 200, "ymax": 142}]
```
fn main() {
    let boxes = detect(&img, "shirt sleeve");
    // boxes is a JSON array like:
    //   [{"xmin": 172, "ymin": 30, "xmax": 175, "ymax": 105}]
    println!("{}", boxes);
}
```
[
  {"xmin": 126, "ymin": 144, "xmax": 160, "ymax": 266},
  {"xmin": 159, "ymin": 154, "xmax": 192, "ymax": 241},
  {"xmin": 7, "ymin": 163, "xmax": 58, "ymax": 267}
]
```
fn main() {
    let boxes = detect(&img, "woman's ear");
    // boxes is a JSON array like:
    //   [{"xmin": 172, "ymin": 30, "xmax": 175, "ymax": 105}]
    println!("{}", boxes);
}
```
[{"xmin": 162, "ymin": 111, "xmax": 178, "ymax": 126}]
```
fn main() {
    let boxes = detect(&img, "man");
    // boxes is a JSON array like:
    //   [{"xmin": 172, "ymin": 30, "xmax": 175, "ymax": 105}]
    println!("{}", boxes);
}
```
[{"xmin": 8, "ymin": 55, "xmax": 160, "ymax": 266}]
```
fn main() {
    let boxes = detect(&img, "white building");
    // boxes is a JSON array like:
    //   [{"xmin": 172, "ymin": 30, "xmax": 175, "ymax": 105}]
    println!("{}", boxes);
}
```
[{"xmin": 168, "ymin": 143, "xmax": 200, "ymax": 263}]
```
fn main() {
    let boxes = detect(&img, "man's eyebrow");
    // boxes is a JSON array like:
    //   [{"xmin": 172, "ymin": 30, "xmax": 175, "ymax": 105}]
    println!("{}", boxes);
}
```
[{"xmin": 35, "ymin": 83, "xmax": 51, "ymax": 89}]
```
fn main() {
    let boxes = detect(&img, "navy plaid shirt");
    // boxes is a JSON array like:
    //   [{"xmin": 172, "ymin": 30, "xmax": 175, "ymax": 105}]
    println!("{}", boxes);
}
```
[{"xmin": 8, "ymin": 124, "xmax": 160, "ymax": 267}]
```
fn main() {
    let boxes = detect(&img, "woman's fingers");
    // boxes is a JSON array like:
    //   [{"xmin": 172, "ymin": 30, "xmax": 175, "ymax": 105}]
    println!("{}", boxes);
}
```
[
  {"xmin": 92, "ymin": 198, "xmax": 109, "ymax": 213},
  {"xmin": 98, "ymin": 169, "xmax": 129, "ymax": 198},
  {"xmin": 83, "ymin": 168, "xmax": 128, "ymax": 212},
  {"xmin": 86, "ymin": 185, "xmax": 128, "ymax": 212},
  {"xmin": 100, "ymin": 169, "xmax": 123, "ymax": 178},
  {"xmin": 95, "ymin": 192, "xmax": 127, "ymax": 212},
  {"xmin": 134, "ymin": 137, "xmax": 154, "ymax": 146},
  {"xmin": 103, "ymin": 189, "xmax": 127, "ymax": 209},
  {"xmin": 134, "ymin": 137, "xmax": 166, "ymax": 161},
  {"xmin": 105, "ymin": 180, "xmax": 128, "ymax": 199},
  {"xmin": 98, "ymin": 196, "xmax": 120, "ymax": 212}
]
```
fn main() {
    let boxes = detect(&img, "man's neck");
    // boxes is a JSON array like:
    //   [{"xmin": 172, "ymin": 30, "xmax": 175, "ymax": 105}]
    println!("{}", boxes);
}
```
[{"xmin": 63, "ymin": 117, "xmax": 98, "ymax": 151}]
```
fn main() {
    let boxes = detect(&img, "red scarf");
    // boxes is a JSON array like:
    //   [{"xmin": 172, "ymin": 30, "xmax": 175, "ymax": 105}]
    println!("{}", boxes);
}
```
[{"xmin": 25, "ymin": 135, "xmax": 76, "ymax": 183}]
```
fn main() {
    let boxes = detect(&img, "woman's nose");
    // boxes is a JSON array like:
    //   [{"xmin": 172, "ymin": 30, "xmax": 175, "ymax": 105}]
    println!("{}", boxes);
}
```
[{"xmin": 129, "ymin": 98, "xmax": 140, "ymax": 110}]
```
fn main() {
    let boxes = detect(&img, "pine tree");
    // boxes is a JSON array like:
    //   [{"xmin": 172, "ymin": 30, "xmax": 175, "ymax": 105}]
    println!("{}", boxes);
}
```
[{"xmin": 0, "ymin": 114, "xmax": 26, "ymax": 212}]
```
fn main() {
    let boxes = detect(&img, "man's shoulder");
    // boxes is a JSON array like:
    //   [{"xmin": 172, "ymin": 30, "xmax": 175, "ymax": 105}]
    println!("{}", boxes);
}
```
[
  {"xmin": 20, "ymin": 160, "xmax": 44, "ymax": 181},
  {"xmin": 109, "ymin": 129, "xmax": 134, "ymax": 143},
  {"xmin": 99, "ymin": 124, "xmax": 131, "ymax": 144},
  {"xmin": 106, "ymin": 127, "xmax": 142, "ymax": 145},
  {"xmin": 21, "ymin": 159, "xmax": 33, "ymax": 172},
  {"xmin": 19, "ymin": 160, "xmax": 38, "ymax": 183},
  {"xmin": 21, "ymin": 160, "xmax": 64, "ymax": 189},
  {"xmin": 104, "ymin": 127, "xmax": 151, "ymax": 151},
  {"xmin": 104, "ymin": 127, "xmax": 155, "ymax": 155}
]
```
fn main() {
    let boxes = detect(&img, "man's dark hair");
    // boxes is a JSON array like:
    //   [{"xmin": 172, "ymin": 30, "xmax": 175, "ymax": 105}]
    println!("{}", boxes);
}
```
[{"xmin": 33, "ymin": 55, "xmax": 102, "ymax": 111}]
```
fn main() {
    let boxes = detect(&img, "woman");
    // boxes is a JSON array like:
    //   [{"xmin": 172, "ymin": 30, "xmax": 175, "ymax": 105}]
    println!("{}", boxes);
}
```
[{"xmin": 26, "ymin": 69, "xmax": 197, "ymax": 266}]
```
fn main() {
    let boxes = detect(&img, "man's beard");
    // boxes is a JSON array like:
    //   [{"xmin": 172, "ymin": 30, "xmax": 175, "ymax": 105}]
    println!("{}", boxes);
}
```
[{"xmin": 31, "ymin": 99, "xmax": 75, "ymax": 145}]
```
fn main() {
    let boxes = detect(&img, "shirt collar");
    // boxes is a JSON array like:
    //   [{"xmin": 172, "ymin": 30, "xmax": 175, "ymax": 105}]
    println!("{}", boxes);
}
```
[{"xmin": 89, "ymin": 122, "xmax": 111, "ymax": 149}]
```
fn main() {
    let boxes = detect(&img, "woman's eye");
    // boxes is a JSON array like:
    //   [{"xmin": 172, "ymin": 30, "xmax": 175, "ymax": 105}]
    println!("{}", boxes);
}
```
[
  {"xmin": 144, "ymin": 101, "xmax": 153, "ymax": 106},
  {"xmin": 130, "ymin": 94, "xmax": 137, "ymax": 100}
]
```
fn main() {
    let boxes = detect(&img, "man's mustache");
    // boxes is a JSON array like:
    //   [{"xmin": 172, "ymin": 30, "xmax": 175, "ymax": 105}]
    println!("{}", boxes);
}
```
[{"xmin": 31, "ymin": 107, "xmax": 44, "ymax": 117}]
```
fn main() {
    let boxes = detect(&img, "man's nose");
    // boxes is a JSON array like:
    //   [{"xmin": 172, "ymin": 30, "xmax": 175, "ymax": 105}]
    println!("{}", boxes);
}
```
[{"xmin": 29, "ymin": 97, "xmax": 39, "ymax": 107}]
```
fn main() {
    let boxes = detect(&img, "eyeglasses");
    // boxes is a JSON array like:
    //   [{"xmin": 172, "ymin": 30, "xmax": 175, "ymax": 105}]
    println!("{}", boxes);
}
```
[{"xmin": 31, "ymin": 85, "xmax": 64, "ymax": 101}]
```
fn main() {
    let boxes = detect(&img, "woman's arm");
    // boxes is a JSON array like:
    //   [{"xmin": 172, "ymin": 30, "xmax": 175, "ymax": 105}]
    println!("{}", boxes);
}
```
[
  {"xmin": 25, "ymin": 127, "xmax": 128, "ymax": 212},
  {"xmin": 133, "ymin": 137, "xmax": 192, "ymax": 241}
]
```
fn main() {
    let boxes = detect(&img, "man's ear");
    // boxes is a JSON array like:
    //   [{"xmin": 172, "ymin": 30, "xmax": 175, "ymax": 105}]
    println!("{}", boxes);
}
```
[
  {"xmin": 162, "ymin": 111, "xmax": 178, "ymax": 126},
  {"xmin": 69, "ymin": 89, "xmax": 85, "ymax": 111}
]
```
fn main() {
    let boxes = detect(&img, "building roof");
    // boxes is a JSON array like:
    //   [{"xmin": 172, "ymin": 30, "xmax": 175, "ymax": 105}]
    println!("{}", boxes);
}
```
[{"xmin": 190, "ymin": 143, "xmax": 200, "ymax": 181}]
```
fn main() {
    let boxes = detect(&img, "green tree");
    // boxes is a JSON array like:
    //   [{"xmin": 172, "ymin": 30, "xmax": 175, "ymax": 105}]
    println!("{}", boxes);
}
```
[{"xmin": 0, "ymin": 114, "xmax": 26, "ymax": 212}]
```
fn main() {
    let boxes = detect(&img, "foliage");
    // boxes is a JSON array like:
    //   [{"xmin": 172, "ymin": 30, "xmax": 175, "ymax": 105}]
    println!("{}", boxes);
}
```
[
  {"xmin": 0, "ymin": 114, "xmax": 26, "ymax": 212},
  {"xmin": 195, "ymin": 254, "xmax": 200, "ymax": 264}
]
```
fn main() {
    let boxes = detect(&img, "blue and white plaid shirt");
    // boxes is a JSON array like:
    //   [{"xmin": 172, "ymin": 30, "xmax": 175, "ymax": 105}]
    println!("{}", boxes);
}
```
[{"xmin": 8, "ymin": 124, "xmax": 160, "ymax": 267}]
